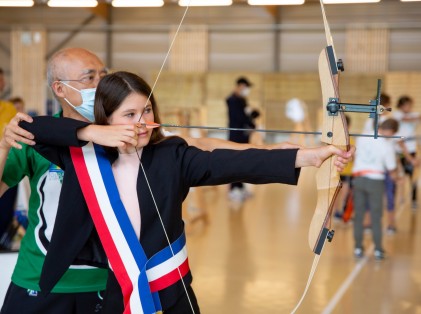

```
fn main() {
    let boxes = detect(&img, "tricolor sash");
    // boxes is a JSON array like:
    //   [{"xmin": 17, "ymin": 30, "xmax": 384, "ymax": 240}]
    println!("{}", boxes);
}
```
[{"xmin": 70, "ymin": 142, "xmax": 190, "ymax": 314}]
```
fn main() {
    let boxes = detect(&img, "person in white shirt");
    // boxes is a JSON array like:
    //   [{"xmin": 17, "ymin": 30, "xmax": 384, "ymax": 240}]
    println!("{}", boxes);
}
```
[
  {"xmin": 352, "ymin": 118, "xmax": 399, "ymax": 260},
  {"xmin": 362, "ymin": 94, "xmax": 398, "ymax": 234},
  {"xmin": 392, "ymin": 95, "xmax": 420, "ymax": 210}
]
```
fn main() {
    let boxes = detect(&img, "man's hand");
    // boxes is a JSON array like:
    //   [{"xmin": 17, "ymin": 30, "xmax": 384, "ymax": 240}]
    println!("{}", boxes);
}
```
[{"xmin": 1, "ymin": 113, "xmax": 35, "ymax": 150}]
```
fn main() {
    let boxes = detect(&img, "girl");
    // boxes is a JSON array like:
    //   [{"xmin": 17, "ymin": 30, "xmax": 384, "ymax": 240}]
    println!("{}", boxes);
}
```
[{"xmin": 19, "ymin": 71, "xmax": 352, "ymax": 314}]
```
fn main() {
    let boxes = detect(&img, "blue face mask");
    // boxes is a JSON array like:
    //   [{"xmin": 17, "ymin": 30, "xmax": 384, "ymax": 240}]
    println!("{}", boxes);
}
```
[{"xmin": 62, "ymin": 82, "xmax": 96, "ymax": 122}]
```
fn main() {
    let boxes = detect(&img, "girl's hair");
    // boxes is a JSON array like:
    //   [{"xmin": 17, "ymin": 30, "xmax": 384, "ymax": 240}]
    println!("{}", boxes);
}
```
[
  {"xmin": 397, "ymin": 95, "xmax": 413, "ymax": 108},
  {"xmin": 94, "ymin": 71, "xmax": 165, "ymax": 144}
]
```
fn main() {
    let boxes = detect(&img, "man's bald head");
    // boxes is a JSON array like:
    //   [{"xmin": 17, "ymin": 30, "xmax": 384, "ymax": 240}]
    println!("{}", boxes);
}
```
[{"xmin": 47, "ymin": 48, "xmax": 104, "ymax": 87}]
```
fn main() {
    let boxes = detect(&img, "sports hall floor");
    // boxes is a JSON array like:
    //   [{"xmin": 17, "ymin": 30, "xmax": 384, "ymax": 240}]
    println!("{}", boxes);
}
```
[{"xmin": 1, "ymin": 167, "xmax": 420, "ymax": 313}]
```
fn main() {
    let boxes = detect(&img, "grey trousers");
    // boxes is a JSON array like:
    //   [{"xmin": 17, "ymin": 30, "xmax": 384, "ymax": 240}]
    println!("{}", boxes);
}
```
[{"xmin": 353, "ymin": 177, "xmax": 384, "ymax": 251}]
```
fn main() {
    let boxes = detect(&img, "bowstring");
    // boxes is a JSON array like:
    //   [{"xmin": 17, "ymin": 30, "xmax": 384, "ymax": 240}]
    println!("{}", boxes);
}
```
[{"xmin": 134, "ymin": 1, "xmax": 196, "ymax": 313}]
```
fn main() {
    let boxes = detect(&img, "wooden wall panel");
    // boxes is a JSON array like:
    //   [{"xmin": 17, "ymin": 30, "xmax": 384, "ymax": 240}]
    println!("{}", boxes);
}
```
[
  {"xmin": 345, "ymin": 27, "xmax": 389, "ymax": 73},
  {"xmin": 151, "ymin": 72, "xmax": 206, "ymax": 126},
  {"xmin": 169, "ymin": 27, "xmax": 208, "ymax": 73},
  {"xmin": 263, "ymin": 73, "xmax": 321, "ymax": 132},
  {"xmin": 11, "ymin": 29, "xmax": 46, "ymax": 115},
  {"xmin": 385, "ymin": 72, "xmax": 421, "ymax": 112}
]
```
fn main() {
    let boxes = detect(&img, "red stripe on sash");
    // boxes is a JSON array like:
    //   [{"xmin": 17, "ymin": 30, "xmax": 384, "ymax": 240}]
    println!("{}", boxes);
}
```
[
  {"xmin": 149, "ymin": 258, "xmax": 190, "ymax": 293},
  {"xmin": 70, "ymin": 147, "xmax": 133, "ymax": 309}
]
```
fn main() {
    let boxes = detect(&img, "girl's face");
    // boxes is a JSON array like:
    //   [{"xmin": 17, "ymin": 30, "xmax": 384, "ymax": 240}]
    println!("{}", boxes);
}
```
[{"xmin": 108, "ymin": 92, "xmax": 154, "ymax": 149}]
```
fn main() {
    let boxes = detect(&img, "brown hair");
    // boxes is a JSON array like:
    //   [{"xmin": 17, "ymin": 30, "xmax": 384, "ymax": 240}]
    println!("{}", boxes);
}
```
[
  {"xmin": 380, "ymin": 118, "xmax": 399, "ymax": 133},
  {"xmin": 9, "ymin": 96, "xmax": 24, "ymax": 104},
  {"xmin": 397, "ymin": 95, "xmax": 413, "ymax": 109},
  {"xmin": 94, "ymin": 71, "xmax": 165, "ymax": 145}
]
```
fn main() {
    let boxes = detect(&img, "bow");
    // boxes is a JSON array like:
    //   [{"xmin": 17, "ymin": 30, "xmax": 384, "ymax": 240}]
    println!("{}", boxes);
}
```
[{"xmin": 290, "ymin": 1, "xmax": 382, "ymax": 312}]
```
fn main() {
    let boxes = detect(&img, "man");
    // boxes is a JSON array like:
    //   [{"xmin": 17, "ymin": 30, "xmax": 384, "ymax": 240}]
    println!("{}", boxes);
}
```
[
  {"xmin": 0, "ymin": 68, "xmax": 18, "ymax": 247},
  {"xmin": 225, "ymin": 76, "xmax": 256, "ymax": 202},
  {"xmin": 0, "ymin": 49, "xmax": 108, "ymax": 314}
]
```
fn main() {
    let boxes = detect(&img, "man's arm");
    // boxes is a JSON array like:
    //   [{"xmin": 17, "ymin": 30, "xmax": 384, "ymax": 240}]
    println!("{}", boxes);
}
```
[{"xmin": 0, "ymin": 113, "xmax": 35, "ymax": 197}]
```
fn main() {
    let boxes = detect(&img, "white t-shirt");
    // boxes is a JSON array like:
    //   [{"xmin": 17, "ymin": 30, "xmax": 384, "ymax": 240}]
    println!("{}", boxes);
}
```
[
  {"xmin": 392, "ymin": 110, "xmax": 419, "ymax": 153},
  {"xmin": 352, "ymin": 137, "xmax": 396, "ymax": 180}
]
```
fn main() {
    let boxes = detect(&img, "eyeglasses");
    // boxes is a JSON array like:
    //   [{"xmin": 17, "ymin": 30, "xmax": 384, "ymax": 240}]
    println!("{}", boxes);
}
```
[{"xmin": 58, "ymin": 69, "xmax": 108, "ymax": 85}]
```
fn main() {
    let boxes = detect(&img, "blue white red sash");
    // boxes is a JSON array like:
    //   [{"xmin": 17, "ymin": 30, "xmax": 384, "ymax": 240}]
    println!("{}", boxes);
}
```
[{"xmin": 70, "ymin": 142, "xmax": 190, "ymax": 314}]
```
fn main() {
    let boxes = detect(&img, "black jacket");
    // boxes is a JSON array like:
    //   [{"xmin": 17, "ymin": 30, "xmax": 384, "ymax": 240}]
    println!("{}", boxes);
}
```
[{"xmin": 21, "ymin": 116, "xmax": 301, "ymax": 310}]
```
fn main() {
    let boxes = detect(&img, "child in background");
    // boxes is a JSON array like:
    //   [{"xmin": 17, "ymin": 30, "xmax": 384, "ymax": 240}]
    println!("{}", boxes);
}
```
[
  {"xmin": 362, "ymin": 94, "xmax": 399, "ymax": 234},
  {"xmin": 393, "ymin": 95, "xmax": 420, "ymax": 211},
  {"xmin": 352, "ymin": 118, "xmax": 398, "ymax": 260}
]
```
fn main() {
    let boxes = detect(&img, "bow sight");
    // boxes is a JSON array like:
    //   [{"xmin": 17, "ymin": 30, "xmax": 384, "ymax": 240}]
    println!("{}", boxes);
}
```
[{"xmin": 325, "ymin": 79, "xmax": 391, "ymax": 139}]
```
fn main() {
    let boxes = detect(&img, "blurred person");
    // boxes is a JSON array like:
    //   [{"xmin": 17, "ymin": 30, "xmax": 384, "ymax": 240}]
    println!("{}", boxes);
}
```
[
  {"xmin": 9, "ymin": 97, "xmax": 25, "ymax": 113},
  {"xmin": 392, "ymin": 95, "xmax": 420, "ymax": 211},
  {"xmin": 362, "ymin": 93, "xmax": 401, "ymax": 233},
  {"xmin": 226, "ymin": 76, "xmax": 256, "ymax": 202},
  {"xmin": 352, "ymin": 119, "xmax": 399, "ymax": 260},
  {"xmin": 0, "ymin": 68, "xmax": 18, "ymax": 249}
]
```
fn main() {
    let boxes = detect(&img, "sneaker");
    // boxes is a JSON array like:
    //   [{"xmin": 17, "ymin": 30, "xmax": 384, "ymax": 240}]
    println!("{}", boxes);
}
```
[
  {"xmin": 374, "ymin": 249, "xmax": 386, "ymax": 260},
  {"xmin": 354, "ymin": 247, "xmax": 364, "ymax": 259},
  {"xmin": 386, "ymin": 226, "xmax": 397, "ymax": 235}
]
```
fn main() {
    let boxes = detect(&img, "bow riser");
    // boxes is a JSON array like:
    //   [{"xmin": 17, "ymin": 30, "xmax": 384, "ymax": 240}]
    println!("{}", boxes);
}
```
[{"xmin": 308, "ymin": 46, "xmax": 349, "ymax": 253}]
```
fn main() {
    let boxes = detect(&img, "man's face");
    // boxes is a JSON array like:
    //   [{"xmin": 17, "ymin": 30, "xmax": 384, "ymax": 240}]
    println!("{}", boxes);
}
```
[
  {"xmin": 239, "ymin": 83, "xmax": 251, "ymax": 97},
  {"xmin": 58, "ymin": 50, "xmax": 107, "ymax": 108}
]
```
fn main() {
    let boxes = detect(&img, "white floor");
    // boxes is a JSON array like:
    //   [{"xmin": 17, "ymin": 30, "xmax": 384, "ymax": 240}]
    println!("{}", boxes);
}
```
[{"xmin": 0, "ymin": 252, "xmax": 18, "ymax": 304}]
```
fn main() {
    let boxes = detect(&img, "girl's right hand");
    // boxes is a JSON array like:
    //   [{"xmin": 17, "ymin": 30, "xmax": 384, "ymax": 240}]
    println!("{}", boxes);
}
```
[{"xmin": 77, "ymin": 124, "xmax": 139, "ymax": 148}]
